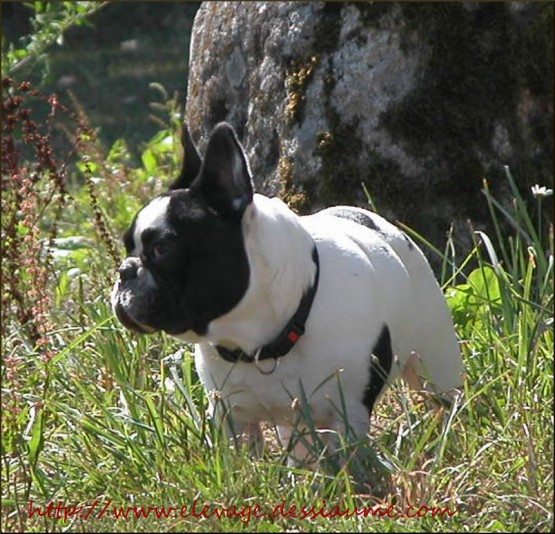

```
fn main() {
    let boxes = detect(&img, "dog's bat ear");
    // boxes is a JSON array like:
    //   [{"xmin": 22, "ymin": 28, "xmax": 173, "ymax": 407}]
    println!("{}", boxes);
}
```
[
  {"xmin": 168, "ymin": 124, "xmax": 202, "ymax": 190},
  {"xmin": 192, "ymin": 122, "xmax": 254, "ymax": 221}
]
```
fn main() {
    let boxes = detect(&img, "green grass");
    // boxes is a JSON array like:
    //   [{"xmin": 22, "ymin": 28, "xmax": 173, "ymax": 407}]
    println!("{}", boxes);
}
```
[{"xmin": 1, "ymin": 81, "xmax": 553, "ymax": 532}]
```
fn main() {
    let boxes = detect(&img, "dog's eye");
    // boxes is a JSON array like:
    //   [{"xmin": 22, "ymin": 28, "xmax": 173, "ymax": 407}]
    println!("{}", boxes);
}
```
[{"xmin": 153, "ymin": 243, "xmax": 167, "ymax": 258}]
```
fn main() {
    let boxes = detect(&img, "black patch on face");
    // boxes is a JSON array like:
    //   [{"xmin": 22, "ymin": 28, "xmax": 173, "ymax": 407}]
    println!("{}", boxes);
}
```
[
  {"xmin": 362, "ymin": 324, "xmax": 393, "ymax": 416},
  {"xmin": 130, "ymin": 188, "xmax": 250, "ymax": 336}
]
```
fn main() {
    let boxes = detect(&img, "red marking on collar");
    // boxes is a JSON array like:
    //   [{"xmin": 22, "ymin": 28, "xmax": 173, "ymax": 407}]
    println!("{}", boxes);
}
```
[{"xmin": 287, "ymin": 331, "xmax": 300, "ymax": 343}]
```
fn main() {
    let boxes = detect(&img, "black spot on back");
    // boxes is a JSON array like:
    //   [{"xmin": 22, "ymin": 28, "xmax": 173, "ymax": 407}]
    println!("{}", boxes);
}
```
[
  {"xmin": 362, "ymin": 325, "xmax": 393, "ymax": 416},
  {"xmin": 328, "ymin": 207, "xmax": 380, "ymax": 231},
  {"xmin": 403, "ymin": 233, "xmax": 415, "ymax": 250}
]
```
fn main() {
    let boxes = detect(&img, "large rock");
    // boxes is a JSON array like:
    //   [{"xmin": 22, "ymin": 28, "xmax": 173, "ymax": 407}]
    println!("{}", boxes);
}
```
[{"xmin": 185, "ymin": 2, "xmax": 553, "ymax": 267}]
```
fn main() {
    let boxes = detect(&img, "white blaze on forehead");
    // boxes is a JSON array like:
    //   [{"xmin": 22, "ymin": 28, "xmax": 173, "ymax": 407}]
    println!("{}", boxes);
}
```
[{"xmin": 132, "ymin": 196, "xmax": 170, "ymax": 256}]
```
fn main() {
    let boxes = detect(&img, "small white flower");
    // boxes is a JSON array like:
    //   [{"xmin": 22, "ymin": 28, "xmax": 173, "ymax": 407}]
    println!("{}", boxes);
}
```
[{"xmin": 531, "ymin": 184, "xmax": 553, "ymax": 198}]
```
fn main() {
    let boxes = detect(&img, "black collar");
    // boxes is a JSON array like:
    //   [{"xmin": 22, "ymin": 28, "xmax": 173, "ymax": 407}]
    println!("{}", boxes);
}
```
[{"xmin": 216, "ymin": 245, "xmax": 320, "ymax": 364}]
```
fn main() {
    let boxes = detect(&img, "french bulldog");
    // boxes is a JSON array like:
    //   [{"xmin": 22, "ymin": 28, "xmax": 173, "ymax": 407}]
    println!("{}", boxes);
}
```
[{"xmin": 112, "ymin": 122, "xmax": 464, "ymax": 464}]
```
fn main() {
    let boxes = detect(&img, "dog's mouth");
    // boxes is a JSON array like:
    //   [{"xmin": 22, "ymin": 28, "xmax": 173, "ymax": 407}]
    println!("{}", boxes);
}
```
[
  {"xmin": 112, "ymin": 283, "xmax": 158, "ymax": 334},
  {"xmin": 111, "ymin": 269, "xmax": 188, "ymax": 337},
  {"xmin": 113, "ymin": 292, "xmax": 159, "ymax": 335},
  {"xmin": 114, "ymin": 302, "xmax": 158, "ymax": 334}
]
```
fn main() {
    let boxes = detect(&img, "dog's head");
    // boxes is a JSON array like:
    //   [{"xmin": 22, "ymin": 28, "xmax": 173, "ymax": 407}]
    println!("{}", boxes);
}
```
[{"xmin": 111, "ymin": 123, "xmax": 253, "ymax": 337}]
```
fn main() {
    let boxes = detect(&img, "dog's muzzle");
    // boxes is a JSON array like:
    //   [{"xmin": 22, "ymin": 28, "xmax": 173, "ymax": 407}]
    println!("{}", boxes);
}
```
[{"xmin": 112, "ymin": 257, "xmax": 158, "ymax": 334}]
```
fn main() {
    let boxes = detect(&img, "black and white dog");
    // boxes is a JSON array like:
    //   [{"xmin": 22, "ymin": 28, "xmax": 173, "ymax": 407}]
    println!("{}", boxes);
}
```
[{"xmin": 112, "ymin": 122, "xmax": 464, "ymax": 463}]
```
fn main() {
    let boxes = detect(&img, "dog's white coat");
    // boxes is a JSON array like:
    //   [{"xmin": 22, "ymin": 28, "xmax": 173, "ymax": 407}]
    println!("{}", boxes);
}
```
[{"xmin": 177, "ymin": 194, "xmax": 464, "ymax": 452}]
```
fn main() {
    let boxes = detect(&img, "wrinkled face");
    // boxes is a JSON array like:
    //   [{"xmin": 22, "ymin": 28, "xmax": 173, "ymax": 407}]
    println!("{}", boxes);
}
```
[{"xmin": 111, "ymin": 188, "xmax": 250, "ymax": 337}]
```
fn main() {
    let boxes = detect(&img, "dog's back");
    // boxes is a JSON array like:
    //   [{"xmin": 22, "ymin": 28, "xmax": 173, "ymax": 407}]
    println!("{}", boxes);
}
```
[{"xmin": 311, "ymin": 206, "xmax": 463, "ymax": 398}]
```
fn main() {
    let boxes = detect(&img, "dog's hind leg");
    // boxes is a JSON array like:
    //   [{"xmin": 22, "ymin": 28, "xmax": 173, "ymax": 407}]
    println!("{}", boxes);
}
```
[
  {"xmin": 401, "ymin": 351, "xmax": 425, "ymax": 391},
  {"xmin": 401, "ymin": 269, "xmax": 464, "ymax": 400},
  {"xmin": 401, "ymin": 351, "xmax": 462, "ymax": 406}
]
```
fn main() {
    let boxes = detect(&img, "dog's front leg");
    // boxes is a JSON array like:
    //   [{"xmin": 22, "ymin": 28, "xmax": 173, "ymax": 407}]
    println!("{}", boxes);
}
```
[
  {"xmin": 277, "ymin": 425, "xmax": 312, "ymax": 467},
  {"xmin": 209, "ymin": 394, "xmax": 264, "ymax": 457},
  {"xmin": 277, "ymin": 424, "xmax": 345, "ymax": 469},
  {"xmin": 236, "ymin": 421, "xmax": 264, "ymax": 458}
]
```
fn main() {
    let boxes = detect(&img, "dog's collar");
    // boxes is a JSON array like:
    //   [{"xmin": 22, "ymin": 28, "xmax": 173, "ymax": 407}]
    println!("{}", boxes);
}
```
[{"xmin": 216, "ymin": 245, "xmax": 320, "ymax": 366}]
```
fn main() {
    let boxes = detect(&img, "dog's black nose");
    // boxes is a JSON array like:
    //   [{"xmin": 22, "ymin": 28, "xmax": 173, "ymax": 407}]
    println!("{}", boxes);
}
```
[{"xmin": 118, "ymin": 258, "xmax": 140, "ymax": 282}]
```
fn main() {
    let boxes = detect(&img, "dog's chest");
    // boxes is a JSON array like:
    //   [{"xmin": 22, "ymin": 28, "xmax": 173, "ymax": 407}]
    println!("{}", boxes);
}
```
[
  {"xmin": 195, "ymin": 346, "xmax": 309, "ymax": 421},
  {"xmin": 194, "ymin": 341, "xmax": 372, "ymax": 427}
]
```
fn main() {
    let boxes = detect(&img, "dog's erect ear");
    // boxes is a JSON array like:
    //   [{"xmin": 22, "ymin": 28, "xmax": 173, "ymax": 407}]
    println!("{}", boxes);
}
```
[
  {"xmin": 192, "ymin": 122, "xmax": 254, "ymax": 221},
  {"xmin": 168, "ymin": 124, "xmax": 202, "ymax": 190}
]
